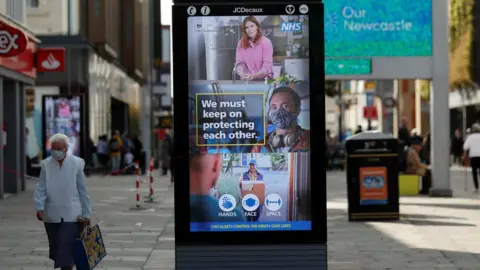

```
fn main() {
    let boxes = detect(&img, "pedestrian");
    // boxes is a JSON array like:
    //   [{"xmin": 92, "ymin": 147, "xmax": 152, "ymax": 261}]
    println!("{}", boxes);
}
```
[
  {"xmin": 161, "ymin": 129, "xmax": 174, "ymax": 182},
  {"xmin": 109, "ymin": 130, "xmax": 123, "ymax": 174},
  {"xmin": 398, "ymin": 116, "xmax": 411, "ymax": 147},
  {"xmin": 406, "ymin": 135, "xmax": 431, "ymax": 194},
  {"xmin": 463, "ymin": 123, "xmax": 480, "ymax": 193},
  {"xmin": 451, "ymin": 128, "xmax": 464, "ymax": 166},
  {"xmin": 34, "ymin": 133, "xmax": 92, "ymax": 270},
  {"xmin": 96, "ymin": 134, "xmax": 109, "ymax": 168}
]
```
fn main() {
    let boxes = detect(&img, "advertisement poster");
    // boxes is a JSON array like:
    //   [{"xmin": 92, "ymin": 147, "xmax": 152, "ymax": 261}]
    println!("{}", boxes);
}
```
[
  {"xmin": 188, "ymin": 14, "xmax": 312, "ymax": 232},
  {"xmin": 43, "ymin": 96, "xmax": 82, "ymax": 158},
  {"xmin": 359, "ymin": 167, "xmax": 388, "ymax": 205},
  {"xmin": 25, "ymin": 87, "xmax": 43, "ymax": 166}
]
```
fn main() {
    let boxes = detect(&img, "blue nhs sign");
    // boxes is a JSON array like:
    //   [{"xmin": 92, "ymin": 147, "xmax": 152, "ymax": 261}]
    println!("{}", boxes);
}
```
[{"xmin": 280, "ymin": 22, "xmax": 302, "ymax": 32}]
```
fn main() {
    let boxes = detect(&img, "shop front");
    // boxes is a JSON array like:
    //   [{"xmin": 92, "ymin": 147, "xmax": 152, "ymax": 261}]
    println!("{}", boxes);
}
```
[
  {"xmin": 0, "ymin": 15, "xmax": 39, "ymax": 199},
  {"xmin": 34, "ymin": 36, "xmax": 140, "ymax": 165}
]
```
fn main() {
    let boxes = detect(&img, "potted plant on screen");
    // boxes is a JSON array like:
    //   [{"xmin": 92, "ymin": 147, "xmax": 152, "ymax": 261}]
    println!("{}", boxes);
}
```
[{"xmin": 267, "ymin": 73, "xmax": 305, "ymax": 89}]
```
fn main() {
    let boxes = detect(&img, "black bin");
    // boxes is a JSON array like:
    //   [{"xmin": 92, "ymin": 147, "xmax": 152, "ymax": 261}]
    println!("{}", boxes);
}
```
[{"xmin": 345, "ymin": 132, "xmax": 399, "ymax": 221}]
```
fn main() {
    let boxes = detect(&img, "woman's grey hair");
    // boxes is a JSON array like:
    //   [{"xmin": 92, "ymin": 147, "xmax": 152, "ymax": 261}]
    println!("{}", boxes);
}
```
[
  {"xmin": 49, "ymin": 133, "xmax": 69, "ymax": 146},
  {"xmin": 472, "ymin": 123, "xmax": 480, "ymax": 133}
]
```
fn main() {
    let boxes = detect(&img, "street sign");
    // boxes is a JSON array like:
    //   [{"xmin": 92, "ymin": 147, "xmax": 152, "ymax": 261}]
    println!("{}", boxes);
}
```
[
  {"xmin": 0, "ymin": 22, "xmax": 28, "ymax": 57},
  {"xmin": 382, "ymin": 96, "xmax": 396, "ymax": 108},
  {"xmin": 325, "ymin": 59, "xmax": 371, "ymax": 75},
  {"xmin": 36, "ymin": 48, "xmax": 66, "ymax": 72},
  {"xmin": 364, "ymin": 81, "xmax": 376, "ymax": 92},
  {"xmin": 363, "ymin": 106, "xmax": 378, "ymax": 120},
  {"xmin": 365, "ymin": 92, "xmax": 374, "ymax": 107},
  {"xmin": 324, "ymin": 0, "xmax": 432, "ymax": 57}
]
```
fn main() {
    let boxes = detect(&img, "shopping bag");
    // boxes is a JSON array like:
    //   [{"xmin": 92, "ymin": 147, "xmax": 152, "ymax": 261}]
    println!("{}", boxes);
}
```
[{"xmin": 73, "ymin": 224, "xmax": 107, "ymax": 270}]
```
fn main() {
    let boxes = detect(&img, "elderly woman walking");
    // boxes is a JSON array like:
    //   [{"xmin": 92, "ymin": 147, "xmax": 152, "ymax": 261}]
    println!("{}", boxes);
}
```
[{"xmin": 34, "ymin": 133, "xmax": 92, "ymax": 270}]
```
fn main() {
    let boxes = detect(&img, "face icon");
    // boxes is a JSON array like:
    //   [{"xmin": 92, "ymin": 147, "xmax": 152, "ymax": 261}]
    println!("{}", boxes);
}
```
[{"xmin": 245, "ymin": 21, "xmax": 258, "ymax": 39}]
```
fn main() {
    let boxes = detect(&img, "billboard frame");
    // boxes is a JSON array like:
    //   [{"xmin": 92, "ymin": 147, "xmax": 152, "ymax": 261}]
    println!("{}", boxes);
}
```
[{"xmin": 172, "ymin": 2, "xmax": 326, "ymax": 246}]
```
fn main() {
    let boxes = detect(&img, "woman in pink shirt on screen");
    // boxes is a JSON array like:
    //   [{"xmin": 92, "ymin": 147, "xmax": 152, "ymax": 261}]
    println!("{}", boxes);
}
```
[
  {"xmin": 58, "ymin": 101, "xmax": 71, "ymax": 118},
  {"xmin": 235, "ymin": 16, "xmax": 274, "ymax": 81}
]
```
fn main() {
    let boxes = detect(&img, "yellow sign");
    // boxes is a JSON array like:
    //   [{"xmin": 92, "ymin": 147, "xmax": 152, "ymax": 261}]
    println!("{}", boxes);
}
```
[
  {"xmin": 364, "ymin": 81, "xmax": 376, "ymax": 93},
  {"xmin": 159, "ymin": 116, "xmax": 173, "ymax": 128}
]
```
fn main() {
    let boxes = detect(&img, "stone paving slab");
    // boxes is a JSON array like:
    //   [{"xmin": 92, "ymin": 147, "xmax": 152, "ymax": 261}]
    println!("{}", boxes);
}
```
[{"xmin": 0, "ymin": 170, "xmax": 480, "ymax": 269}]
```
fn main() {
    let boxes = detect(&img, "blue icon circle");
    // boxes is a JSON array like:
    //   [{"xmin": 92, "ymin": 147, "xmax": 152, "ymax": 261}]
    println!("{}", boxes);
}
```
[
  {"xmin": 218, "ymin": 194, "xmax": 236, "ymax": 212},
  {"xmin": 242, "ymin": 194, "xmax": 260, "ymax": 212}
]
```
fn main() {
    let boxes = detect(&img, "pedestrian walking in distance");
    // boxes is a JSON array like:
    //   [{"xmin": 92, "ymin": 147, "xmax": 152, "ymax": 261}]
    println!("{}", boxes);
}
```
[
  {"xmin": 463, "ymin": 123, "xmax": 480, "ymax": 193},
  {"xmin": 34, "ymin": 133, "xmax": 92, "ymax": 270}
]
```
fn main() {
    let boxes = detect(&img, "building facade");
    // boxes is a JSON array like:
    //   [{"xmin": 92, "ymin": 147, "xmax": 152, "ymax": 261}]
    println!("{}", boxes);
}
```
[
  {"xmin": 25, "ymin": 0, "xmax": 148, "ymax": 152},
  {"xmin": 0, "ymin": 1, "xmax": 39, "ymax": 199}
]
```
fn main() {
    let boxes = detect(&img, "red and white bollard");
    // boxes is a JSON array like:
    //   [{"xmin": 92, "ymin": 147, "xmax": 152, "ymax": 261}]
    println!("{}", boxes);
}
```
[
  {"xmin": 130, "ymin": 161, "xmax": 146, "ymax": 210},
  {"xmin": 145, "ymin": 157, "xmax": 156, "ymax": 203}
]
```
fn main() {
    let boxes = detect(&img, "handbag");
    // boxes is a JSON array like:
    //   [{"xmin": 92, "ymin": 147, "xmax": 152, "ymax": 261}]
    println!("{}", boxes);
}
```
[{"xmin": 73, "ymin": 224, "xmax": 107, "ymax": 270}]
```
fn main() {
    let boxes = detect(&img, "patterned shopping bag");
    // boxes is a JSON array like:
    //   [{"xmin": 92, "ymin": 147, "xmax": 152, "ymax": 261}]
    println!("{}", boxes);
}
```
[{"xmin": 73, "ymin": 224, "xmax": 107, "ymax": 270}]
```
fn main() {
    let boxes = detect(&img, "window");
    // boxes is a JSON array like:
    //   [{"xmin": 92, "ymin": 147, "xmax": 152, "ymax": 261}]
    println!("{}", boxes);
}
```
[{"xmin": 28, "ymin": 0, "xmax": 39, "ymax": 8}]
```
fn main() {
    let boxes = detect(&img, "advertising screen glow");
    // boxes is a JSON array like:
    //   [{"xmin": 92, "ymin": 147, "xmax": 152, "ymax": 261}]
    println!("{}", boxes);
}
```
[
  {"xmin": 43, "ymin": 96, "xmax": 82, "ymax": 158},
  {"xmin": 188, "ymin": 15, "xmax": 312, "ymax": 232},
  {"xmin": 324, "ymin": 0, "xmax": 432, "ymax": 57}
]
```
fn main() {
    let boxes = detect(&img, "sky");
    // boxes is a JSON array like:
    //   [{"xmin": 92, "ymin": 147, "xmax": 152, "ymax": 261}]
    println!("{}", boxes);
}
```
[{"xmin": 161, "ymin": 0, "xmax": 173, "ymax": 25}]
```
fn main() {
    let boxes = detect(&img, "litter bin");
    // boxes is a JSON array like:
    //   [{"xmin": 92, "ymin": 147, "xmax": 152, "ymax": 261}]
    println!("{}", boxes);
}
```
[{"xmin": 345, "ymin": 131, "xmax": 399, "ymax": 221}]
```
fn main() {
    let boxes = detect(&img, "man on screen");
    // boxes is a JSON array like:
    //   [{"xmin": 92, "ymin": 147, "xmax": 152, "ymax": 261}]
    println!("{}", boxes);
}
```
[
  {"xmin": 253, "ymin": 86, "xmax": 310, "ymax": 153},
  {"xmin": 25, "ymin": 87, "xmax": 42, "ymax": 163},
  {"xmin": 240, "ymin": 159, "xmax": 264, "ymax": 222},
  {"xmin": 190, "ymin": 135, "xmax": 245, "ymax": 223}
]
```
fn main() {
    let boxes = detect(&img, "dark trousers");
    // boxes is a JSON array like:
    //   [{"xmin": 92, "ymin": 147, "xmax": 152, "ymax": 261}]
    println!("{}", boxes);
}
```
[
  {"xmin": 470, "ymin": 157, "xmax": 480, "ymax": 189},
  {"xmin": 419, "ymin": 170, "xmax": 432, "ymax": 194},
  {"xmin": 44, "ymin": 221, "xmax": 83, "ymax": 269}
]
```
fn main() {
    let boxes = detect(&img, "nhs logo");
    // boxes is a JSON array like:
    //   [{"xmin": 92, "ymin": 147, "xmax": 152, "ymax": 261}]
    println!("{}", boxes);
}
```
[{"xmin": 280, "ymin": 22, "xmax": 302, "ymax": 32}]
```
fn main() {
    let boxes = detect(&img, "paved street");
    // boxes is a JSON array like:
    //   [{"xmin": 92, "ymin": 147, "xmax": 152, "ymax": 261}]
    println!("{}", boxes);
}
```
[{"xmin": 0, "ymin": 169, "xmax": 479, "ymax": 269}]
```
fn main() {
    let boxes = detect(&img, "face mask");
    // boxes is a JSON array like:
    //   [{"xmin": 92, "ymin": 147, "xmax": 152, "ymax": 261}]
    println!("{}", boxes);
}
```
[
  {"xmin": 269, "ymin": 108, "xmax": 296, "ymax": 129},
  {"xmin": 51, "ymin": 150, "xmax": 66, "ymax": 161}
]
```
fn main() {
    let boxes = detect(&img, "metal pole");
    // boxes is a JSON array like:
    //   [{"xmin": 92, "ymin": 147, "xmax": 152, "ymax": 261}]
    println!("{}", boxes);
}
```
[
  {"xmin": 429, "ymin": 0, "xmax": 452, "ymax": 196},
  {"xmin": 67, "ymin": 0, "xmax": 72, "ymax": 95},
  {"xmin": 147, "ymin": 0, "xmax": 155, "ymax": 168},
  {"xmin": 337, "ymin": 81, "xmax": 343, "ymax": 141}
]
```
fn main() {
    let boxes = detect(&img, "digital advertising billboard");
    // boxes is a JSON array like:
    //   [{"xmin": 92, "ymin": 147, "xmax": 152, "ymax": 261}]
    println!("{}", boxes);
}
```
[
  {"xmin": 42, "ymin": 95, "xmax": 83, "ymax": 158},
  {"xmin": 173, "ymin": 2, "xmax": 325, "ymax": 245}
]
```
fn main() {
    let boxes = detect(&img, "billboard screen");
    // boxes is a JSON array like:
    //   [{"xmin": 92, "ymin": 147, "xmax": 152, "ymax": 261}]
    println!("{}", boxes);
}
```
[
  {"xmin": 187, "ymin": 13, "xmax": 312, "ymax": 232},
  {"xmin": 324, "ymin": 0, "xmax": 432, "ymax": 57},
  {"xmin": 42, "ymin": 95, "xmax": 83, "ymax": 158}
]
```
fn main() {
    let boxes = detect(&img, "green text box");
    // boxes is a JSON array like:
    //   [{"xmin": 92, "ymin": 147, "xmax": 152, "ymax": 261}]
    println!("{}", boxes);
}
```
[{"xmin": 325, "ymin": 59, "xmax": 371, "ymax": 75}]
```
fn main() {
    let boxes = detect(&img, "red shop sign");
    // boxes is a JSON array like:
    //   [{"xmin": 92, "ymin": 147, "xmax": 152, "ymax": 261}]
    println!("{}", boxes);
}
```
[
  {"xmin": 363, "ymin": 106, "xmax": 378, "ymax": 120},
  {"xmin": 0, "ymin": 21, "xmax": 28, "ymax": 57},
  {"xmin": 36, "ymin": 47, "xmax": 66, "ymax": 72},
  {"xmin": 0, "ymin": 39, "xmax": 36, "ymax": 78}
]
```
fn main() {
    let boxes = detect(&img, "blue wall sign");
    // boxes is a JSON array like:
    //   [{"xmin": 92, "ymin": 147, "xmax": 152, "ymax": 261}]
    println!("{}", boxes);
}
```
[{"xmin": 324, "ymin": 0, "xmax": 432, "ymax": 57}]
